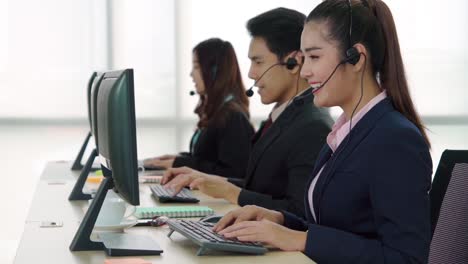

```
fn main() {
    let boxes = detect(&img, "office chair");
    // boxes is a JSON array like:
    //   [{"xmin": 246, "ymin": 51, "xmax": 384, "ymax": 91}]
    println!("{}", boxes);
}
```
[{"xmin": 429, "ymin": 150, "xmax": 468, "ymax": 263}]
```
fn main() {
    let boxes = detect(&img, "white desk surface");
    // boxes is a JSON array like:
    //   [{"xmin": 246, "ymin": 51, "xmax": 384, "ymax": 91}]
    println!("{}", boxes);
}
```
[{"xmin": 15, "ymin": 162, "xmax": 315, "ymax": 264}]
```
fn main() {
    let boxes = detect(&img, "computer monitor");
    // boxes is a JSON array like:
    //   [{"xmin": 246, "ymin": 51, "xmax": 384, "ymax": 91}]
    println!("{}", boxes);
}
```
[
  {"xmin": 96, "ymin": 69, "xmax": 139, "ymax": 205},
  {"xmin": 70, "ymin": 69, "xmax": 161, "ymax": 255},
  {"xmin": 70, "ymin": 68, "xmax": 138, "ymax": 250},
  {"xmin": 71, "ymin": 72, "xmax": 98, "ymax": 171},
  {"xmin": 68, "ymin": 72, "xmax": 105, "ymax": 201}
]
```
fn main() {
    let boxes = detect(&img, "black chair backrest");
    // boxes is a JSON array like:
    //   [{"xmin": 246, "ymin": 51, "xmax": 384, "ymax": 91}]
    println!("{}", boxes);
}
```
[{"xmin": 429, "ymin": 149, "xmax": 468, "ymax": 263}]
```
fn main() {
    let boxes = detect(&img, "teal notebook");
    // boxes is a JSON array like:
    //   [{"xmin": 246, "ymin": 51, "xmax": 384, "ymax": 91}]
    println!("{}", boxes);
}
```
[{"xmin": 134, "ymin": 206, "xmax": 214, "ymax": 219}]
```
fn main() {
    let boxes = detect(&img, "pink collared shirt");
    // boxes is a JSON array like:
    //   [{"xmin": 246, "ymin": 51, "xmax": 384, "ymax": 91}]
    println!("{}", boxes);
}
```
[{"xmin": 308, "ymin": 90, "xmax": 388, "ymax": 221}]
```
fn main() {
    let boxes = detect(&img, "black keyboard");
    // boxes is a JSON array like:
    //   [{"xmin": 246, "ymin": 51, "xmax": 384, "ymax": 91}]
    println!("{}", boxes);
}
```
[
  {"xmin": 149, "ymin": 185, "xmax": 199, "ymax": 203},
  {"xmin": 167, "ymin": 219, "xmax": 267, "ymax": 255}
]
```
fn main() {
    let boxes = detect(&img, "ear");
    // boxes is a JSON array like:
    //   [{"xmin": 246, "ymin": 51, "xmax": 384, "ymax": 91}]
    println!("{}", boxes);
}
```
[
  {"xmin": 352, "ymin": 43, "xmax": 369, "ymax": 73},
  {"xmin": 287, "ymin": 50, "xmax": 304, "ymax": 74}
]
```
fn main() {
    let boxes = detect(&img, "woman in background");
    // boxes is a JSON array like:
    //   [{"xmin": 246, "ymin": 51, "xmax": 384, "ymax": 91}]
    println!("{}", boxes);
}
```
[{"xmin": 144, "ymin": 38, "xmax": 254, "ymax": 179}]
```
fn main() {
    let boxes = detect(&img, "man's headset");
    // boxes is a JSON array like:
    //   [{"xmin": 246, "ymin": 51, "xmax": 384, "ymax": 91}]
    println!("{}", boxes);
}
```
[{"xmin": 245, "ymin": 56, "xmax": 299, "ymax": 97}]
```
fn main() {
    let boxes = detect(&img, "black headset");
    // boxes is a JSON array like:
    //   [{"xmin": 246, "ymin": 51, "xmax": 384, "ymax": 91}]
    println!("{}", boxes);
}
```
[
  {"xmin": 190, "ymin": 64, "xmax": 218, "ymax": 96},
  {"xmin": 190, "ymin": 42, "xmax": 224, "ymax": 96},
  {"xmin": 311, "ymin": 0, "xmax": 361, "ymax": 94},
  {"xmin": 245, "ymin": 55, "xmax": 299, "ymax": 97},
  {"xmin": 344, "ymin": 0, "xmax": 360, "ymax": 65},
  {"xmin": 282, "ymin": 57, "xmax": 299, "ymax": 70},
  {"xmin": 189, "ymin": 64, "xmax": 219, "ymax": 96}
]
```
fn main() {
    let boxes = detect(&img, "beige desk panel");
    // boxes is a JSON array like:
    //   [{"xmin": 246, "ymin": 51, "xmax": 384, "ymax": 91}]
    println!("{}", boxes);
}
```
[
  {"xmin": 16, "ymin": 221, "xmax": 313, "ymax": 263},
  {"xmin": 15, "ymin": 162, "xmax": 315, "ymax": 264}
]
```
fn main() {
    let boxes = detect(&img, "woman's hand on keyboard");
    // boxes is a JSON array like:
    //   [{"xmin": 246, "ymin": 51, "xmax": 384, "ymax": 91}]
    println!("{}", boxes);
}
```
[
  {"xmin": 161, "ymin": 167, "xmax": 205, "ymax": 194},
  {"xmin": 162, "ymin": 167, "xmax": 240, "ymax": 201},
  {"xmin": 213, "ymin": 205, "xmax": 284, "ymax": 232},
  {"xmin": 217, "ymin": 219, "xmax": 307, "ymax": 252}
]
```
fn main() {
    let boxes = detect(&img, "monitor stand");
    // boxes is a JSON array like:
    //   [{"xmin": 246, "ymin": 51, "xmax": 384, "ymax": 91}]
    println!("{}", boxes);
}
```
[
  {"xmin": 100, "ymin": 233, "xmax": 163, "ymax": 256},
  {"xmin": 71, "ymin": 131, "xmax": 92, "ymax": 171},
  {"xmin": 68, "ymin": 148, "xmax": 98, "ymax": 201},
  {"xmin": 69, "ymin": 176, "xmax": 111, "ymax": 251},
  {"xmin": 70, "ymin": 131, "xmax": 101, "ymax": 171},
  {"xmin": 69, "ymin": 177, "xmax": 163, "ymax": 256}
]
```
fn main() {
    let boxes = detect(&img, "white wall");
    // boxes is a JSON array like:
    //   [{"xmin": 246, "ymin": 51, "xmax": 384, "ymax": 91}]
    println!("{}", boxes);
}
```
[
  {"xmin": 0, "ymin": 0, "xmax": 108, "ymax": 118},
  {"xmin": 0, "ymin": 0, "xmax": 467, "ymax": 120},
  {"xmin": 0, "ymin": 0, "xmax": 7, "ymax": 73},
  {"xmin": 390, "ymin": 0, "xmax": 468, "ymax": 116},
  {"xmin": 111, "ymin": 0, "xmax": 177, "ymax": 119}
]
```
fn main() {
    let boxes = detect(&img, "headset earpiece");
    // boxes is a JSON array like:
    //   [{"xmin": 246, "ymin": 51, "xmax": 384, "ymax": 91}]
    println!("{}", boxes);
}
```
[
  {"xmin": 345, "ymin": 47, "xmax": 360, "ymax": 65},
  {"xmin": 283, "ymin": 57, "xmax": 298, "ymax": 70}
]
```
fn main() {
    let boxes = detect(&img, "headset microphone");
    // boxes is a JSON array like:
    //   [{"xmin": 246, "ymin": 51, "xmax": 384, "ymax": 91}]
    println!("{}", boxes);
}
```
[
  {"xmin": 310, "ymin": 61, "xmax": 345, "ymax": 94},
  {"xmin": 189, "ymin": 90, "xmax": 196, "ymax": 96},
  {"xmin": 245, "ymin": 57, "xmax": 298, "ymax": 97},
  {"xmin": 245, "ymin": 87, "xmax": 254, "ymax": 97}
]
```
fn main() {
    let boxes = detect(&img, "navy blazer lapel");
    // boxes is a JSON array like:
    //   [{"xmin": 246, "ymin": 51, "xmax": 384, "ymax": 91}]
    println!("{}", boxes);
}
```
[
  {"xmin": 244, "ymin": 120, "xmax": 282, "ymax": 185},
  {"xmin": 244, "ymin": 90, "xmax": 314, "ymax": 186},
  {"xmin": 303, "ymin": 145, "xmax": 332, "ymax": 219},
  {"xmin": 302, "ymin": 144, "xmax": 332, "ymax": 223},
  {"xmin": 310, "ymin": 145, "xmax": 333, "ymax": 180},
  {"xmin": 311, "ymin": 98, "xmax": 395, "ymax": 223}
]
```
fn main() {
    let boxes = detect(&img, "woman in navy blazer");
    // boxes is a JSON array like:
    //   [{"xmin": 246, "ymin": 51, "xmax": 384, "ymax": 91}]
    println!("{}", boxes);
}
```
[{"xmin": 214, "ymin": 1, "xmax": 432, "ymax": 263}]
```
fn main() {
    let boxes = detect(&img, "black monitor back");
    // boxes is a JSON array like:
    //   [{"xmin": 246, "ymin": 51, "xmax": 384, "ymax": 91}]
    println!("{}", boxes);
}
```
[
  {"xmin": 86, "ymin": 72, "xmax": 97, "ymax": 129},
  {"xmin": 96, "ymin": 69, "xmax": 139, "ymax": 206},
  {"xmin": 90, "ymin": 73, "xmax": 104, "ymax": 147},
  {"xmin": 71, "ymin": 72, "xmax": 100, "ymax": 171}
]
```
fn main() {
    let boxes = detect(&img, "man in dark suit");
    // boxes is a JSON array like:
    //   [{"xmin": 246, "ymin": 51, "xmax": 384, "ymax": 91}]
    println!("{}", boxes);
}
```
[{"xmin": 161, "ymin": 8, "xmax": 333, "ymax": 217}]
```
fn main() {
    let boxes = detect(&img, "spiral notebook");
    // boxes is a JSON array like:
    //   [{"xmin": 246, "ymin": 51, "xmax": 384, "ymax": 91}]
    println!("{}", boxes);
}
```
[{"xmin": 134, "ymin": 206, "xmax": 214, "ymax": 219}]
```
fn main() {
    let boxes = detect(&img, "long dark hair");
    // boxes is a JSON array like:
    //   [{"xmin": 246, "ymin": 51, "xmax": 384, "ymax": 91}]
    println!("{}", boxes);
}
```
[
  {"xmin": 306, "ymin": 0, "xmax": 430, "ymax": 148},
  {"xmin": 193, "ymin": 38, "xmax": 249, "ymax": 128}
]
